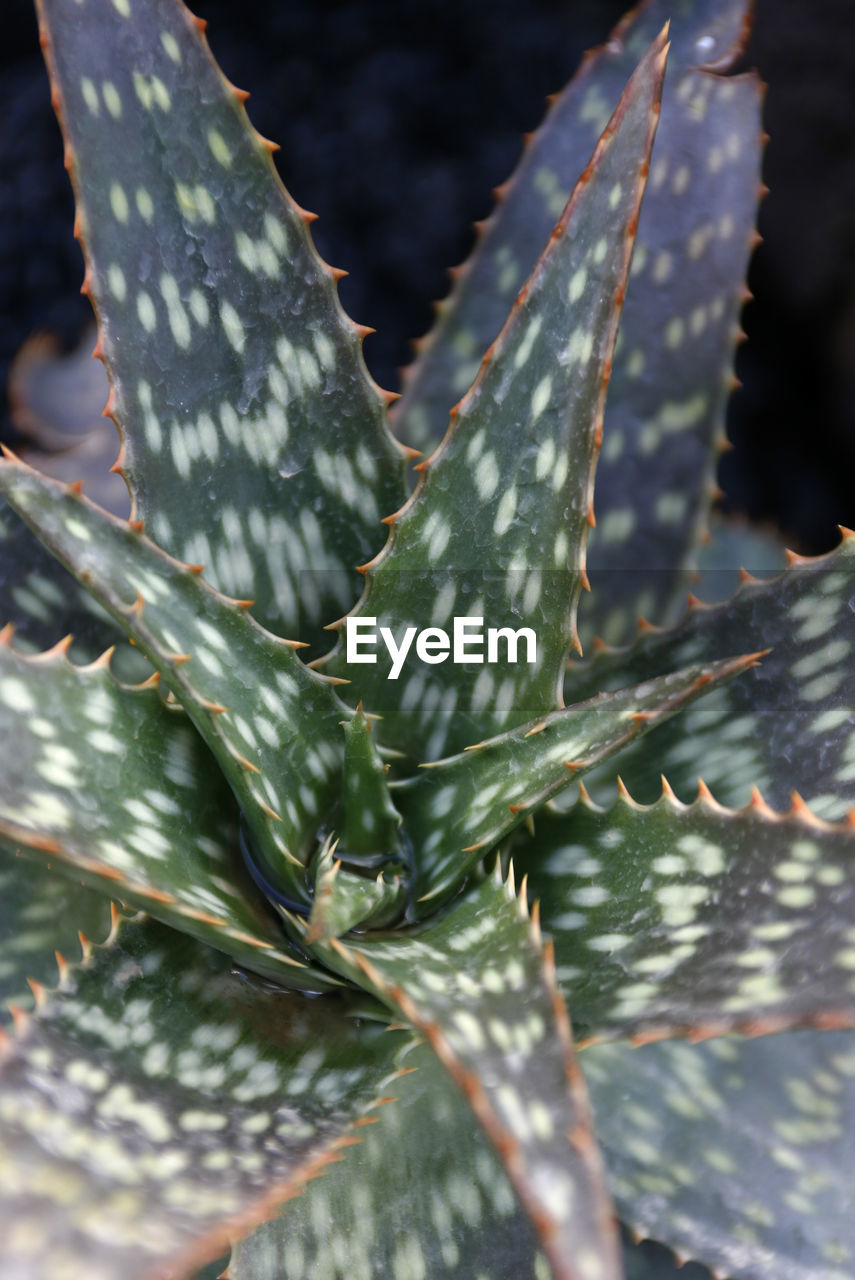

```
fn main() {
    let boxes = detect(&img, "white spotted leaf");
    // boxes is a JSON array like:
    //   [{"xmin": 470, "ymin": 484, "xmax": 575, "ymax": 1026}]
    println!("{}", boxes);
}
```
[
  {"xmin": 584, "ymin": 1028, "xmax": 855, "ymax": 1280},
  {"xmin": 310, "ymin": 871, "xmax": 624, "ymax": 1280},
  {"xmin": 393, "ymin": 0, "xmax": 762, "ymax": 648},
  {"xmin": 0, "ymin": 500, "xmax": 136, "ymax": 668},
  {"xmin": 565, "ymin": 536, "xmax": 855, "ymax": 817},
  {"xmin": 526, "ymin": 785, "xmax": 855, "ymax": 1044},
  {"xmin": 322, "ymin": 30, "xmax": 668, "ymax": 760},
  {"xmin": 0, "ymin": 636, "xmax": 336, "ymax": 992},
  {"xmin": 396, "ymin": 652, "xmax": 761, "ymax": 913},
  {"xmin": 0, "ymin": 457, "xmax": 346, "ymax": 912},
  {"xmin": 35, "ymin": 0, "xmax": 408, "ymax": 653},
  {"xmin": 0, "ymin": 849, "xmax": 112, "ymax": 1028},
  {"xmin": 230, "ymin": 1038, "xmax": 548, "ymax": 1280},
  {"xmin": 0, "ymin": 911, "xmax": 406, "ymax": 1279}
]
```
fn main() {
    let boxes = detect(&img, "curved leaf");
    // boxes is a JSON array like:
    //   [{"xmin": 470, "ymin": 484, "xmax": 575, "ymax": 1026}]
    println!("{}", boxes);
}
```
[
  {"xmin": 584, "ymin": 1029, "xmax": 855, "ymax": 1280},
  {"xmin": 526, "ymin": 785, "xmax": 855, "ymax": 1043},
  {"xmin": 0, "ymin": 457, "xmax": 346, "ymax": 907},
  {"xmin": 310, "ymin": 871, "xmax": 622, "ymax": 1280},
  {"xmin": 323, "ymin": 30, "xmax": 667, "ymax": 759},
  {"xmin": 565, "ymin": 536, "xmax": 855, "ymax": 816},
  {"xmin": 0, "ymin": 913, "xmax": 404, "ymax": 1280},
  {"xmin": 0, "ymin": 850, "xmax": 111, "ymax": 1027},
  {"xmin": 36, "ymin": 0, "xmax": 408, "ymax": 650},
  {"xmin": 393, "ymin": 0, "xmax": 761, "ymax": 645},
  {"xmin": 398, "ymin": 652, "xmax": 760, "ymax": 912}
]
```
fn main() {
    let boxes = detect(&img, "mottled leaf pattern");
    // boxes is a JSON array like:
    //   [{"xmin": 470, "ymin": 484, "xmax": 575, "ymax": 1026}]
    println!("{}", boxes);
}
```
[
  {"xmin": 323, "ymin": 32, "xmax": 667, "ymax": 760},
  {"xmin": 398, "ymin": 653, "xmax": 760, "ymax": 912},
  {"xmin": 565, "ymin": 536, "xmax": 855, "ymax": 816},
  {"xmin": 36, "ymin": 0, "xmax": 408, "ymax": 650},
  {"xmin": 0, "ymin": 458, "xmax": 346, "ymax": 906},
  {"xmin": 2, "ymin": 0, "xmax": 851, "ymax": 1277},
  {"xmin": 394, "ymin": 0, "xmax": 761, "ymax": 645},
  {"xmin": 0, "ymin": 501, "xmax": 132, "ymax": 667},
  {"xmin": 525, "ymin": 786, "xmax": 855, "ymax": 1043},
  {"xmin": 585, "ymin": 1030, "xmax": 855, "ymax": 1280},
  {"xmin": 229, "ymin": 1039, "xmax": 546, "ymax": 1280},
  {"xmin": 0, "ymin": 637, "xmax": 334, "ymax": 991},
  {"xmin": 0, "ymin": 850, "xmax": 111, "ymax": 1027},
  {"xmin": 0, "ymin": 913, "xmax": 405, "ymax": 1280},
  {"xmin": 311, "ymin": 872, "xmax": 622, "ymax": 1280}
]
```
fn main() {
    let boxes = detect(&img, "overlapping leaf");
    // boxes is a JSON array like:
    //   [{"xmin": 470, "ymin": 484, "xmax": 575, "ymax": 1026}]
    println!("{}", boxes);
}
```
[
  {"xmin": 564, "ymin": 536, "xmax": 855, "ymax": 814},
  {"xmin": 0, "ymin": 457, "xmax": 346, "ymax": 906},
  {"xmin": 308, "ymin": 871, "xmax": 622, "ymax": 1280},
  {"xmin": 0, "ymin": 851, "xmax": 111, "ymax": 1026},
  {"xmin": 0, "ymin": 912, "xmax": 406, "ymax": 1280},
  {"xmin": 0, "ymin": 501, "xmax": 131, "ymax": 666},
  {"xmin": 525, "ymin": 785, "xmax": 855, "ymax": 1043},
  {"xmin": 393, "ymin": 0, "xmax": 761, "ymax": 644},
  {"xmin": 397, "ymin": 652, "xmax": 760, "ymax": 912},
  {"xmin": 36, "ymin": 0, "xmax": 408, "ymax": 651},
  {"xmin": 584, "ymin": 1029, "xmax": 855, "ymax": 1280},
  {"xmin": 322, "ymin": 31, "xmax": 667, "ymax": 761},
  {"xmin": 0, "ymin": 636, "xmax": 335, "ymax": 991},
  {"xmin": 229, "ymin": 1038, "xmax": 547, "ymax": 1280}
]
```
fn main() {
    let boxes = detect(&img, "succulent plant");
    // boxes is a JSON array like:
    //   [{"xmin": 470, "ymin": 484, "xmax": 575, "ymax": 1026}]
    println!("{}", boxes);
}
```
[{"xmin": 1, "ymin": 1, "xmax": 854, "ymax": 1278}]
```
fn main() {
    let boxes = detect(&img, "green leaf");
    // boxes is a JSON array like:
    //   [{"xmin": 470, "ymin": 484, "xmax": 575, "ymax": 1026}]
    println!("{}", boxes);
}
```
[
  {"xmin": 397, "ymin": 653, "xmax": 761, "ymax": 912},
  {"xmin": 0, "ymin": 912, "xmax": 405, "ymax": 1280},
  {"xmin": 0, "ymin": 456, "xmax": 346, "ymax": 909},
  {"xmin": 526, "ymin": 784, "xmax": 855, "ymax": 1043},
  {"xmin": 36, "ymin": 0, "xmax": 408, "ymax": 650},
  {"xmin": 322, "ymin": 30, "xmax": 668, "ymax": 760},
  {"xmin": 229, "ymin": 1038, "xmax": 548, "ymax": 1280},
  {"xmin": 338, "ymin": 705, "xmax": 403, "ymax": 861},
  {"xmin": 304, "ymin": 836, "xmax": 406, "ymax": 944},
  {"xmin": 584, "ymin": 1029, "xmax": 855, "ymax": 1280},
  {"xmin": 393, "ymin": 0, "xmax": 761, "ymax": 646},
  {"xmin": 0, "ymin": 850, "xmax": 111, "ymax": 1027},
  {"xmin": 0, "ymin": 501, "xmax": 132, "ymax": 667},
  {"xmin": 308, "ymin": 871, "xmax": 623, "ymax": 1280},
  {"xmin": 565, "ymin": 535, "xmax": 855, "ymax": 816},
  {"xmin": 0, "ymin": 636, "xmax": 335, "ymax": 991}
]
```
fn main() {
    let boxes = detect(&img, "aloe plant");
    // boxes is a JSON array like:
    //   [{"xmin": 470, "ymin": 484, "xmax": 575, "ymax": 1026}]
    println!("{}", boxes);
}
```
[{"xmin": 1, "ymin": 2, "xmax": 853, "ymax": 1278}]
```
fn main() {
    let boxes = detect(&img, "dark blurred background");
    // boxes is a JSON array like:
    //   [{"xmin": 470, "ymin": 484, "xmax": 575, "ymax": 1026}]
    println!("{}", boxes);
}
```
[{"xmin": 1, "ymin": 0, "xmax": 854, "ymax": 554}]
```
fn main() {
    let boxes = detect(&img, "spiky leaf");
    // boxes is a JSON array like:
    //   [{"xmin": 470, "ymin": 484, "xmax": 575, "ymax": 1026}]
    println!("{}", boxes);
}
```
[
  {"xmin": 323, "ymin": 31, "xmax": 667, "ymax": 760},
  {"xmin": 0, "ymin": 851, "xmax": 111, "ymax": 1026},
  {"xmin": 0, "ymin": 502, "xmax": 132, "ymax": 666},
  {"xmin": 309, "ymin": 872, "xmax": 622, "ymax": 1280},
  {"xmin": 394, "ymin": 0, "xmax": 761, "ymax": 644},
  {"xmin": 584, "ymin": 1029, "xmax": 855, "ymax": 1280},
  {"xmin": 36, "ymin": 0, "xmax": 408, "ymax": 650},
  {"xmin": 0, "ymin": 637, "xmax": 334, "ymax": 990},
  {"xmin": 565, "ymin": 536, "xmax": 855, "ymax": 815},
  {"xmin": 230, "ymin": 1038, "xmax": 546, "ymax": 1280},
  {"xmin": 397, "ymin": 652, "xmax": 760, "ymax": 911},
  {"xmin": 0, "ymin": 457, "xmax": 346, "ymax": 908},
  {"xmin": 0, "ymin": 913, "xmax": 405, "ymax": 1280},
  {"xmin": 526, "ymin": 784, "xmax": 855, "ymax": 1043}
]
